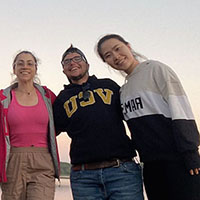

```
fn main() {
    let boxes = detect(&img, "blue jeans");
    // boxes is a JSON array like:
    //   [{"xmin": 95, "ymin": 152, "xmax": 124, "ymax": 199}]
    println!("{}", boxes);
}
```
[{"xmin": 70, "ymin": 161, "xmax": 144, "ymax": 200}]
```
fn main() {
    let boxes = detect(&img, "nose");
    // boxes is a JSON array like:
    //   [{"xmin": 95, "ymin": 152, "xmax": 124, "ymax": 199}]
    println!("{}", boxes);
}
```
[
  {"xmin": 20, "ymin": 63, "xmax": 32, "ymax": 68},
  {"xmin": 70, "ymin": 60, "xmax": 76, "ymax": 64},
  {"xmin": 113, "ymin": 52, "xmax": 120, "ymax": 61},
  {"xmin": 68, "ymin": 59, "xmax": 78, "ymax": 66},
  {"xmin": 20, "ymin": 63, "xmax": 36, "ymax": 70},
  {"xmin": 21, "ymin": 65, "xmax": 30, "ymax": 69}
]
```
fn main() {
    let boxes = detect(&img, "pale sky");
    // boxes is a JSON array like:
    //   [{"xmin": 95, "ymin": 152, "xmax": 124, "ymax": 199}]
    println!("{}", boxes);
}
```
[{"xmin": 0, "ymin": 0, "xmax": 200, "ymax": 162}]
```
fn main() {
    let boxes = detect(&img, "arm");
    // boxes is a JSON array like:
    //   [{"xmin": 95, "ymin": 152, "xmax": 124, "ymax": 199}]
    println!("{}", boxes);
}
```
[
  {"xmin": 153, "ymin": 61, "xmax": 200, "ymax": 175},
  {"xmin": 53, "ymin": 96, "xmax": 68, "ymax": 136}
]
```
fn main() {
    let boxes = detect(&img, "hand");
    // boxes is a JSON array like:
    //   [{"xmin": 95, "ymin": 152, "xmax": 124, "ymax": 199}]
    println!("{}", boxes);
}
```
[{"xmin": 189, "ymin": 168, "xmax": 200, "ymax": 175}]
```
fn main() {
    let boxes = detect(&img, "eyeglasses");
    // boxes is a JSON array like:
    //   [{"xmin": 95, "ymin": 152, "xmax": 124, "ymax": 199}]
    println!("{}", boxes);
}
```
[
  {"xmin": 15, "ymin": 61, "xmax": 36, "ymax": 68},
  {"xmin": 62, "ymin": 56, "xmax": 83, "ymax": 66},
  {"xmin": 82, "ymin": 83, "xmax": 90, "ymax": 101}
]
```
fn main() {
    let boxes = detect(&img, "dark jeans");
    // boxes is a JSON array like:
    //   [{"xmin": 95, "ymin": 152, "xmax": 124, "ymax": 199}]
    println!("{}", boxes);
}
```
[
  {"xmin": 70, "ymin": 161, "xmax": 144, "ymax": 200},
  {"xmin": 143, "ymin": 160, "xmax": 200, "ymax": 200}
]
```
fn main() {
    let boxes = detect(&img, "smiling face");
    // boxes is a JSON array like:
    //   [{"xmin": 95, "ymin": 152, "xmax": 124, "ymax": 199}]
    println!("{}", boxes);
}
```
[
  {"xmin": 13, "ymin": 53, "xmax": 37, "ymax": 83},
  {"xmin": 62, "ymin": 52, "xmax": 89, "ymax": 84},
  {"xmin": 100, "ymin": 38, "xmax": 139, "ymax": 75}
]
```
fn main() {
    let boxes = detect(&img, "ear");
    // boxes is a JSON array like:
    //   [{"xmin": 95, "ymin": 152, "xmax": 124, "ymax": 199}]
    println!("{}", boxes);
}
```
[
  {"xmin": 127, "ymin": 43, "xmax": 131, "ymax": 50},
  {"xmin": 63, "ymin": 70, "xmax": 67, "ymax": 75},
  {"xmin": 13, "ymin": 67, "xmax": 16, "ymax": 75},
  {"xmin": 86, "ymin": 63, "xmax": 89, "ymax": 71}
]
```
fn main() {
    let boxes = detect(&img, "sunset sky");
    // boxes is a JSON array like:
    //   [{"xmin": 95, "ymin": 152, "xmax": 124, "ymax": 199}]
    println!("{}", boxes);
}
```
[{"xmin": 0, "ymin": 0, "xmax": 199, "ymax": 162}]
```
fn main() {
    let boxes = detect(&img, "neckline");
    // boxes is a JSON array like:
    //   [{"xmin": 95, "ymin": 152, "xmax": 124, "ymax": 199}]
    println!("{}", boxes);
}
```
[{"xmin": 12, "ymin": 89, "xmax": 39, "ymax": 107}]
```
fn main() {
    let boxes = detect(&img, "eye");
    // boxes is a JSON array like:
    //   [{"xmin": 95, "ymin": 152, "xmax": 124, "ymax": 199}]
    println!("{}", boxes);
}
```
[
  {"xmin": 115, "ymin": 46, "xmax": 120, "ymax": 51},
  {"xmin": 27, "ymin": 62, "xmax": 35, "ymax": 67},
  {"xmin": 73, "ymin": 56, "xmax": 82, "ymax": 62},
  {"xmin": 16, "ymin": 62, "xmax": 24, "ymax": 67},
  {"xmin": 104, "ymin": 54, "xmax": 111, "ymax": 59},
  {"xmin": 63, "ymin": 59, "xmax": 70, "ymax": 65}
]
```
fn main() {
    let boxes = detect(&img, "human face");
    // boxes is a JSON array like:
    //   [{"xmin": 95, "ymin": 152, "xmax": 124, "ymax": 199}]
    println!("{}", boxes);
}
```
[
  {"xmin": 13, "ymin": 53, "xmax": 37, "ymax": 83},
  {"xmin": 100, "ymin": 38, "xmax": 139, "ymax": 75},
  {"xmin": 62, "ymin": 52, "xmax": 89, "ymax": 84}
]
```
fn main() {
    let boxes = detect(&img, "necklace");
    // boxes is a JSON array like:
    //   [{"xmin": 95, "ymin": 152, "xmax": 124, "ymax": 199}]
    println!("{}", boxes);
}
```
[{"xmin": 17, "ymin": 87, "xmax": 35, "ymax": 95}]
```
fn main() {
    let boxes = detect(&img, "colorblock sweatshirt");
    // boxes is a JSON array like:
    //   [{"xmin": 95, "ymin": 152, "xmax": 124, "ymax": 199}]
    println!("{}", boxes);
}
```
[{"xmin": 120, "ymin": 60, "xmax": 200, "ymax": 170}]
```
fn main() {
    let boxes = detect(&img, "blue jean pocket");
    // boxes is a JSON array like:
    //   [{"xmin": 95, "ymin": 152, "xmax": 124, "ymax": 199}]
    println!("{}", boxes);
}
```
[
  {"xmin": 120, "ymin": 161, "xmax": 142, "ymax": 174},
  {"xmin": 70, "ymin": 169, "xmax": 83, "ymax": 180}
]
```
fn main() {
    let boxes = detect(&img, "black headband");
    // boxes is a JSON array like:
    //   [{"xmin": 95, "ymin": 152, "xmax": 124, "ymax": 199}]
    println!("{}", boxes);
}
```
[{"xmin": 61, "ymin": 46, "xmax": 88, "ymax": 64}]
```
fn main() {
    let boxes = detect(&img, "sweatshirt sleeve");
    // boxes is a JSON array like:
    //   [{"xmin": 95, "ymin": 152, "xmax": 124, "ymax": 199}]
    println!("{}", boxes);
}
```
[
  {"xmin": 153, "ymin": 61, "xmax": 200, "ymax": 170},
  {"xmin": 53, "ymin": 94, "xmax": 68, "ymax": 135}
]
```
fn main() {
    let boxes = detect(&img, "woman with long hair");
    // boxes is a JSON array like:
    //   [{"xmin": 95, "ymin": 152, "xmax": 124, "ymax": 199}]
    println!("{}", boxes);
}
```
[
  {"xmin": 0, "ymin": 50, "xmax": 60, "ymax": 200},
  {"xmin": 96, "ymin": 34, "xmax": 200, "ymax": 200}
]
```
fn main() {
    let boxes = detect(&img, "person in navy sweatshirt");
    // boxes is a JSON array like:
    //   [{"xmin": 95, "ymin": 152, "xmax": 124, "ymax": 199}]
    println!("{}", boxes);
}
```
[{"xmin": 53, "ymin": 45, "xmax": 144, "ymax": 200}]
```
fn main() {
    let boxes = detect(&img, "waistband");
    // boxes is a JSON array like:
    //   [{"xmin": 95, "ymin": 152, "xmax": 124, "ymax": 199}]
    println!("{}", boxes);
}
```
[
  {"xmin": 72, "ymin": 158, "xmax": 133, "ymax": 171},
  {"xmin": 11, "ymin": 147, "xmax": 49, "ymax": 153}
]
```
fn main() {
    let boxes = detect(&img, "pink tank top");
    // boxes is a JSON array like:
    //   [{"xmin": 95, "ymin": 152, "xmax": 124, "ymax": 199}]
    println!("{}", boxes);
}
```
[{"xmin": 7, "ymin": 89, "xmax": 49, "ymax": 147}]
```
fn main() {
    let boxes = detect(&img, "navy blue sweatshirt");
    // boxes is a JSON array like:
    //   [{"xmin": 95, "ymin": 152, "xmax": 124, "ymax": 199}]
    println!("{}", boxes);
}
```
[{"xmin": 53, "ymin": 76, "xmax": 136, "ymax": 164}]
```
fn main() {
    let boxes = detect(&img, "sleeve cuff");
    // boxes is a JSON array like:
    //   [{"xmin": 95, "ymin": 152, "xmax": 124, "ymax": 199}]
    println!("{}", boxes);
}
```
[{"xmin": 182, "ymin": 150, "xmax": 200, "ymax": 170}]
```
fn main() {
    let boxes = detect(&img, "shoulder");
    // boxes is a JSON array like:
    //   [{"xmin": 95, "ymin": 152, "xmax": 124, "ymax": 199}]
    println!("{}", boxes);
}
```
[
  {"xmin": 42, "ymin": 86, "xmax": 56, "ymax": 95},
  {"xmin": 144, "ymin": 60, "xmax": 166, "ymax": 69},
  {"xmin": 53, "ymin": 89, "xmax": 67, "ymax": 105},
  {"xmin": 94, "ymin": 77, "xmax": 120, "ymax": 88},
  {"xmin": 0, "ymin": 86, "xmax": 11, "ymax": 101},
  {"xmin": 0, "ymin": 89, "xmax": 4, "ymax": 100},
  {"xmin": 147, "ymin": 60, "xmax": 172, "ymax": 70},
  {"xmin": 42, "ymin": 86, "xmax": 56, "ymax": 103},
  {"xmin": 147, "ymin": 60, "xmax": 177, "ymax": 76},
  {"xmin": 144, "ymin": 60, "xmax": 181, "ymax": 86}
]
